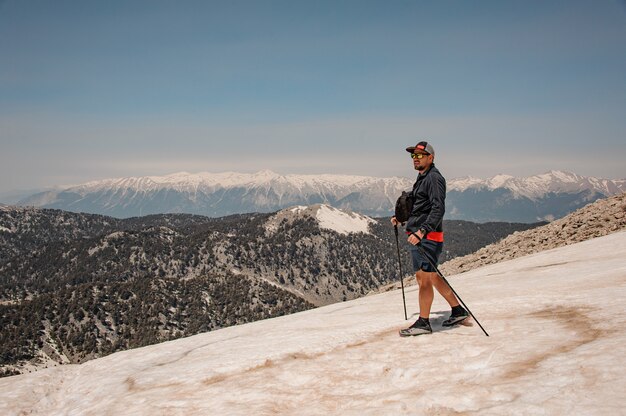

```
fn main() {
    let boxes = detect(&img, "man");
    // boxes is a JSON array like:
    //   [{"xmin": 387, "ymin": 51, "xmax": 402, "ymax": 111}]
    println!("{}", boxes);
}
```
[{"xmin": 391, "ymin": 141, "xmax": 469, "ymax": 336}]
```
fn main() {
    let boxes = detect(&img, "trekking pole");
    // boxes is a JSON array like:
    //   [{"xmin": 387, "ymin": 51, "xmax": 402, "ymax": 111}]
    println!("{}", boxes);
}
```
[
  {"xmin": 410, "ymin": 232, "xmax": 489, "ymax": 337},
  {"xmin": 394, "ymin": 225, "xmax": 408, "ymax": 320}
]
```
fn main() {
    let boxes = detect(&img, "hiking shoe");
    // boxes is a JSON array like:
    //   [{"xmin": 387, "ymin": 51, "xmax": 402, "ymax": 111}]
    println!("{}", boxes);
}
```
[
  {"xmin": 399, "ymin": 317, "xmax": 432, "ymax": 337},
  {"xmin": 442, "ymin": 308, "xmax": 469, "ymax": 327}
]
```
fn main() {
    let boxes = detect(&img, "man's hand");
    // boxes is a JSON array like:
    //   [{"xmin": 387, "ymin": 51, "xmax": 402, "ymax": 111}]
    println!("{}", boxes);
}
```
[
  {"xmin": 391, "ymin": 216, "xmax": 400, "ymax": 226},
  {"xmin": 408, "ymin": 230, "xmax": 424, "ymax": 245}
]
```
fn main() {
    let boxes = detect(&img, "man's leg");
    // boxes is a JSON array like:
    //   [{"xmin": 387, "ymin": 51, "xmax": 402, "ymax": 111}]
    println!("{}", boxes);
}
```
[
  {"xmin": 399, "ymin": 270, "xmax": 434, "ymax": 336},
  {"xmin": 430, "ymin": 272, "xmax": 470, "ymax": 326},
  {"xmin": 430, "ymin": 274, "xmax": 460, "ymax": 308},
  {"xmin": 416, "ymin": 270, "xmax": 435, "ymax": 318}
]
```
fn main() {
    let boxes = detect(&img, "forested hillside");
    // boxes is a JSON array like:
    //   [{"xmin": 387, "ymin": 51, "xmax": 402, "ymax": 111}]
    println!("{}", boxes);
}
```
[{"xmin": 0, "ymin": 206, "xmax": 541, "ymax": 376}]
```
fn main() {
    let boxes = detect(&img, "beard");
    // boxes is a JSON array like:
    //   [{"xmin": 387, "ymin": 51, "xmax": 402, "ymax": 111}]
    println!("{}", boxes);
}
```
[{"xmin": 414, "ymin": 159, "xmax": 432, "ymax": 172}]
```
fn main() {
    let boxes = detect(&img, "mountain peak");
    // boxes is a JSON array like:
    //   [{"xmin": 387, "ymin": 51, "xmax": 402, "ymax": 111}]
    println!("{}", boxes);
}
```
[
  {"xmin": 487, "ymin": 174, "xmax": 515, "ymax": 188},
  {"xmin": 265, "ymin": 204, "xmax": 375, "ymax": 236},
  {"xmin": 540, "ymin": 170, "xmax": 580, "ymax": 181},
  {"xmin": 255, "ymin": 169, "xmax": 280, "ymax": 177}
]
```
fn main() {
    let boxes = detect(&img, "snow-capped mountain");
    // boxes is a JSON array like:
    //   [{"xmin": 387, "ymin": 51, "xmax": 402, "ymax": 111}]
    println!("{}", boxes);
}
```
[
  {"xmin": 0, "ymin": 186, "xmax": 70, "ymax": 205},
  {"xmin": 17, "ymin": 170, "xmax": 410, "ymax": 219},
  {"xmin": 15, "ymin": 170, "xmax": 626, "ymax": 222},
  {"xmin": 448, "ymin": 170, "xmax": 626, "ymax": 200},
  {"xmin": 446, "ymin": 170, "xmax": 626, "ymax": 222}
]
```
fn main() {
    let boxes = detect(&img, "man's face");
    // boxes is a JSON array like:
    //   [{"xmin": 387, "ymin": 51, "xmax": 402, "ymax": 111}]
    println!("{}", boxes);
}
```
[{"xmin": 412, "ymin": 151, "xmax": 433, "ymax": 172}]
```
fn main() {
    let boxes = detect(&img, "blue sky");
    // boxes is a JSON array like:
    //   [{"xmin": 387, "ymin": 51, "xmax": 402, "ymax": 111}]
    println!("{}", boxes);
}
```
[{"xmin": 1, "ymin": 0, "xmax": 625, "ymax": 193}]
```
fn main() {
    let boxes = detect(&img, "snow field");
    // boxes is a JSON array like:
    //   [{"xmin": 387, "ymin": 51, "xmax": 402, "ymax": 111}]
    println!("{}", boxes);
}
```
[{"xmin": 1, "ymin": 231, "xmax": 625, "ymax": 415}]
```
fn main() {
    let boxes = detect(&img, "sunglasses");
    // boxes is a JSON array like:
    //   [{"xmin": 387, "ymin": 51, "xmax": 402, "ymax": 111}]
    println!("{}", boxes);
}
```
[{"xmin": 410, "ymin": 153, "xmax": 429, "ymax": 159}]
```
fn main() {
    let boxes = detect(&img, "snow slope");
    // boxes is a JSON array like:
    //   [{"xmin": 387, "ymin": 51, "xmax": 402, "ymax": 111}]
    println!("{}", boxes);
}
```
[{"xmin": 2, "ymin": 231, "xmax": 626, "ymax": 415}]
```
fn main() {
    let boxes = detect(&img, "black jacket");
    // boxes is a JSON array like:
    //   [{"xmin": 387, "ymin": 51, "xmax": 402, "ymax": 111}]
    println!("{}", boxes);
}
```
[{"xmin": 406, "ymin": 164, "xmax": 446, "ymax": 235}]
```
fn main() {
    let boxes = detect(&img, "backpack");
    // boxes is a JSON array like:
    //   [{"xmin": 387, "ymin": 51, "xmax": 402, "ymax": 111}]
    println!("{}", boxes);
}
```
[{"xmin": 394, "ymin": 191, "xmax": 414, "ymax": 223}]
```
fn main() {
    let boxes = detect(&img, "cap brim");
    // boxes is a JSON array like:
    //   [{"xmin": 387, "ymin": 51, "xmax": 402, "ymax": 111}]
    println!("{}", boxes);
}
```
[{"xmin": 406, "ymin": 146, "xmax": 430, "ymax": 154}]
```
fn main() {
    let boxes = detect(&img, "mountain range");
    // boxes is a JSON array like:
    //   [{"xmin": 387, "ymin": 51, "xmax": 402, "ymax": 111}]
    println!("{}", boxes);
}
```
[
  {"xmin": 13, "ymin": 170, "xmax": 626, "ymax": 222},
  {"xmin": 447, "ymin": 170, "xmax": 625, "ymax": 222}
]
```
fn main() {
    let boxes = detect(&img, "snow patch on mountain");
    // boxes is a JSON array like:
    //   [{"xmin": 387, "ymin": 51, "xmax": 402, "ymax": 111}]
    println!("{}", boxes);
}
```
[
  {"xmin": 315, "ymin": 204, "xmax": 375, "ymax": 235},
  {"xmin": 265, "ymin": 204, "xmax": 374, "ymax": 236}
]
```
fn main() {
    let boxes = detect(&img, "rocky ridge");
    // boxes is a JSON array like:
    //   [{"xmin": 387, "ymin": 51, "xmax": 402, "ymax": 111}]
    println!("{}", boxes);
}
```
[{"xmin": 440, "ymin": 192, "xmax": 626, "ymax": 276}]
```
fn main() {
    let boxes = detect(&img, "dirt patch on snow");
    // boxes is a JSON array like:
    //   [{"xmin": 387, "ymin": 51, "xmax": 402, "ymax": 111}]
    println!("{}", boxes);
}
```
[{"xmin": 501, "ymin": 306, "xmax": 605, "ymax": 380}]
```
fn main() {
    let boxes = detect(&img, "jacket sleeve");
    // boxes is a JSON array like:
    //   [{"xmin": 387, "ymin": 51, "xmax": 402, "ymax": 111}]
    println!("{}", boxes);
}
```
[{"xmin": 422, "ymin": 174, "xmax": 446, "ymax": 234}]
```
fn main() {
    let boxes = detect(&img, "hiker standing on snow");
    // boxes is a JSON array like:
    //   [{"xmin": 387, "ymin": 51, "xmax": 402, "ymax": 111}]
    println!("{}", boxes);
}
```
[{"xmin": 391, "ymin": 141, "xmax": 469, "ymax": 336}]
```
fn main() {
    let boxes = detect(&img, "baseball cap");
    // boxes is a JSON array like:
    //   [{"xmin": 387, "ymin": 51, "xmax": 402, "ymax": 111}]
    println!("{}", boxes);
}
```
[{"xmin": 406, "ymin": 141, "xmax": 435, "ymax": 155}]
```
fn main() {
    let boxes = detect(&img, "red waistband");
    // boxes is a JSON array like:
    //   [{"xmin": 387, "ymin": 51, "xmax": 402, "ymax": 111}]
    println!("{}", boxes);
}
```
[
  {"xmin": 407, "ymin": 231, "xmax": 444, "ymax": 242},
  {"xmin": 426, "ymin": 231, "xmax": 444, "ymax": 242}
]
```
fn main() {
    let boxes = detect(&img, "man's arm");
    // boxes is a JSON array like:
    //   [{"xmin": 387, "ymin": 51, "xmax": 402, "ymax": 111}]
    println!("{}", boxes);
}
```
[{"xmin": 421, "ymin": 174, "xmax": 446, "ymax": 234}]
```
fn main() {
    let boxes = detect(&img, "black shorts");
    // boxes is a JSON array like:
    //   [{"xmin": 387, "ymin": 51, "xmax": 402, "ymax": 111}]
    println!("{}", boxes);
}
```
[{"xmin": 409, "ymin": 239, "xmax": 443, "ymax": 273}]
